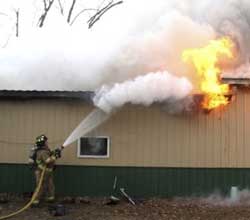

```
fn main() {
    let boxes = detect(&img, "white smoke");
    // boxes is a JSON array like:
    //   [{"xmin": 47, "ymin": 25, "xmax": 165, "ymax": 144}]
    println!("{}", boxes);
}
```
[
  {"xmin": 93, "ymin": 71, "xmax": 192, "ymax": 113},
  {"xmin": 0, "ymin": 0, "xmax": 216, "ymax": 92},
  {"xmin": 201, "ymin": 189, "xmax": 250, "ymax": 206},
  {"xmin": 0, "ymin": 0, "xmax": 250, "ymax": 100},
  {"xmin": 185, "ymin": 0, "xmax": 250, "ymax": 65},
  {"xmin": 223, "ymin": 62, "xmax": 250, "ymax": 79},
  {"xmin": 162, "ymin": 96, "xmax": 195, "ymax": 115}
]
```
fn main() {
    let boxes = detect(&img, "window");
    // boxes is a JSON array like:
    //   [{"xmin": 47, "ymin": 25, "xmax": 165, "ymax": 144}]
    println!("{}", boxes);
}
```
[{"xmin": 77, "ymin": 136, "xmax": 110, "ymax": 158}]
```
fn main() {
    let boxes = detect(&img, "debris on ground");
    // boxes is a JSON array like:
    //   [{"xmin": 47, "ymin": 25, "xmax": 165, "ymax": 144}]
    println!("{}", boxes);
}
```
[
  {"xmin": 61, "ymin": 196, "xmax": 90, "ymax": 204},
  {"xmin": 120, "ymin": 188, "xmax": 136, "ymax": 205},
  {"xmin": 60, "ymin": 196, "xmax": 75, "ymax": 204},
  {"xmin": 48, "ymin": 204, "xmax": 66, "ymax": 216},
  {"xmin": 0, "ymin": 193, "xmax": 9, "ymax": 204},
  {"xmin": 75, "ymin": 196, "xmax": 90, "ymax": 204},
  {"xmin": 1, "ymin": 197, "xmax": 250, "ymax": 220},
  {"xmin": 105, "ymin": 196, "xmax": 120, "ymax": 205}
]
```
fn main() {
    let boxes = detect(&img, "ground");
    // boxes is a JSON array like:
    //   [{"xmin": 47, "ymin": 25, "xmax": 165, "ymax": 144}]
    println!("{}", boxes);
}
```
[{"xmin": 1, "ymin": 196, "xmax": 250, "ymax": 220}]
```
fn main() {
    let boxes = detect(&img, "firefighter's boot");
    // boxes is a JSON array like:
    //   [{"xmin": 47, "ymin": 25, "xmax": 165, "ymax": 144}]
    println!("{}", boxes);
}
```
[
  {"xmin": 46, "ymin": 196, "xmax": 55, "ymax": 203},
  {"xmin": 31, "ymin": 199, "xmax": 40, "ymax": 207}
]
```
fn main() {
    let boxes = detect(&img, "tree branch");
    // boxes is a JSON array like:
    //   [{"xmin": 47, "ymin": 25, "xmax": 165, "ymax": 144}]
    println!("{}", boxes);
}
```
[
  {"xmin": 88, "ymin": 0, "xmax": 114, "ymax": 25},
  {"xmin": 1, "ymin": 25, "xmax": 15, "ymax": 48},
  {"xmin": 15, "ymin": 9, "xmax": 19, "ymax": 37},
  {"xmin": 37, "ymin": 0, "xmax": 55, "ymax": 27},
  {"xmin": 88, "ymin": 0, "xmax": 123, "ymax": 29},
  {"xmin": 0, "ymin": 12, "xmax": 9, "ymax": 17},
  {"xmin": 43, "ymin": 0, "xmax": 48, "ymax": 10},
  {"xmin": 57, "ymin": 0, "xmax": 64, "ymax": 15},
  {"xmin": 70, "ymin": 8, "xmax": 97, "ymax": 26},
  {"xmin": 67, "ymin": 0, "xmax": 76, "ymax": 23}
]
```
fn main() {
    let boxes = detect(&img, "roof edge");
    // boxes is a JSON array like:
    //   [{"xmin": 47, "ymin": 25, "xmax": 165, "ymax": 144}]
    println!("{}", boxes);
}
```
[
  {"xmin": 221, "ymin": 77, "xmax": 250, "ymax": 85},
  {"xmin": 0, "ymin": 90, "xmax": 94, "ymax": 103}
]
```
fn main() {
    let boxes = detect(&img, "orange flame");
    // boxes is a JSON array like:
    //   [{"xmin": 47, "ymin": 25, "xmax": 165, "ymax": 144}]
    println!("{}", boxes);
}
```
[{"xmin": 182, "ymin": 37, "xmax": 234, "ymax": 110}]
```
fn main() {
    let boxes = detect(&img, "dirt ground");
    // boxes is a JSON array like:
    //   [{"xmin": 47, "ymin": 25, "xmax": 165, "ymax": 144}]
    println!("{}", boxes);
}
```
[{"xmin": 1, "ymin": 196, "xmax": 250, "ymax": 220}]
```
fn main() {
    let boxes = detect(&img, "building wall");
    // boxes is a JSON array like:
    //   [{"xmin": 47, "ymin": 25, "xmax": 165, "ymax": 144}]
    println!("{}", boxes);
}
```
[
  {"xmin": 0, "ymin": 89, "xmax": 249, "ymax": 168},
  {"xmin": 1, "ymin": 163, "xmax": 250, "ymax": 197},
  {"xmin": 1, "ymin": 89, "xmax": 250, "ymax": 197}
]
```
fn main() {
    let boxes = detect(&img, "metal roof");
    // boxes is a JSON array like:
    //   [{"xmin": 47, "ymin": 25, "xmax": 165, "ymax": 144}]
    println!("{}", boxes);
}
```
[
  {"xmin": 0, "ymin": 90, "xmax": 94, "ymax": 102},
  {"xmin": 221, "ymin": 77, "xmax": 250, "ymax": 85}
]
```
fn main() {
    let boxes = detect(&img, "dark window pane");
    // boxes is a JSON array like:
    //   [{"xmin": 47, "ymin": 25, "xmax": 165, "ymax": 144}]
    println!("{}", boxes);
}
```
[{"xmin": 80, "ymin": 137, "xmax": 108, "ymax": 156}]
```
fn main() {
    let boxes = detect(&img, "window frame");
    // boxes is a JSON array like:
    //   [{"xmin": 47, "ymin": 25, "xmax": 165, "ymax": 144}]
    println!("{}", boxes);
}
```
[{"xmin": 77, "ymin": 136, "xmax": 110, "ymax": 159}]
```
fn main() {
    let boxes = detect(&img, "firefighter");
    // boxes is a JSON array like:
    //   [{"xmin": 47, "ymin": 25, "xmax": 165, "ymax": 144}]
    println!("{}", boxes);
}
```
[{"xmin": 32, "ymin": 135, "xmax": 62, "ymax": 206}]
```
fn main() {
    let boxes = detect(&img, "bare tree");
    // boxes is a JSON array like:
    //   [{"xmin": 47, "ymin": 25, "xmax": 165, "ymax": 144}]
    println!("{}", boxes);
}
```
[
  {"xmin": 88, "ymin": 0, "xmax": 123, "ymax": 29},
  {"xmin": 0, "ymin": 10, "xmax": 18, "ymax": 47},
  {"xmin": 57, "ymin": 0, "xmax": 64, "ymax": 15},
  {"xmin": 0, "ymin": 12, "xmax": 8, "ymax": 17},
  {"xmin": 15, "ymin": 9, "xmax": 19, "ymax": 37},
  {"xmin": 2, "ymin": 24, "xmax": 16, "ymax": 48},
  {"xmin": 70, "ymin": 8, "xmax": 97, "ymax": 26},
  {"xmin": 67, "ymin": 0, "xmax": 76, "ymax": 23},
  {"xmin": 37, "ymin": 0, "xmax": 55, "ymax": 27},
  {"xmin": 68, "ymin": 0, "xmax": 123, "ymax": 27}
]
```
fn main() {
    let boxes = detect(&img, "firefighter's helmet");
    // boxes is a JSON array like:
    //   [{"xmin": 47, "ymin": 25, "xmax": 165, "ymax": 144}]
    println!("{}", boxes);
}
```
[{"xmin": 36, "ymin": 134, "xmax": 48, "ymax": 147}]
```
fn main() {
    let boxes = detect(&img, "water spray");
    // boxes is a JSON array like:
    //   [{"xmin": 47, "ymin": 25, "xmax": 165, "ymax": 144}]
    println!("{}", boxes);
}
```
[
  {"xmin": 61, "ymin": 71, "xmax": 193, "ymax": 149},
  {"xmin": 63, "ymin": 108, "xmax": 110, "ymax": 147}
]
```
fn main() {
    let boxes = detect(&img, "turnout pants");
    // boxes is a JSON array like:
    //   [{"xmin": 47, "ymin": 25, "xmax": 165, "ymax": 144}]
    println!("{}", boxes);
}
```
[{"xmin": 34, "ymin": 169, "xmax": 55, "ymax": 201}]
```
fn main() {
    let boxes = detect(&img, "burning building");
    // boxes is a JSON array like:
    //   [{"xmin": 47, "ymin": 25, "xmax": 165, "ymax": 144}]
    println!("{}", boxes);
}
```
[
  {"xmin": 1, "ymin": 0, "xmax": 250, "ymax": 199},
  {"xmin": 0, "ymin": 75, "xmax": 249, "ymax": 198}
]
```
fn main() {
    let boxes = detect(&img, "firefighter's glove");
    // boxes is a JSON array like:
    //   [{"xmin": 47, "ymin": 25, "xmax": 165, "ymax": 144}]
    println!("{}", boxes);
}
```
[{"xmin": 54, "ymin": 148, "xmax": 62, "ymax": 159}]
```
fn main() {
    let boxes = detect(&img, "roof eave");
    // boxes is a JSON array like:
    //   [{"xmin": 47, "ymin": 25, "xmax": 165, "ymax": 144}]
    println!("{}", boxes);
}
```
[{"xmin": 0, "ymin": 90, "xmax": 94, "ymax": 103}]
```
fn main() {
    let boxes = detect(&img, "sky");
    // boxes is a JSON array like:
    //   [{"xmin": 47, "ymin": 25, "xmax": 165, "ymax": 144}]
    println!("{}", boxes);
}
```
[{"xmin": 0, "ymin": 0, "xmax": 105, "ymax": 46}]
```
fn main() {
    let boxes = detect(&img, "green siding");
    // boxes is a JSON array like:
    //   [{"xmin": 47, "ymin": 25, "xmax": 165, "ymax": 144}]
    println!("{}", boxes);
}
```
[{"xmin": 1, "ymin": 164, "xmax": 250, "ymax": 197}]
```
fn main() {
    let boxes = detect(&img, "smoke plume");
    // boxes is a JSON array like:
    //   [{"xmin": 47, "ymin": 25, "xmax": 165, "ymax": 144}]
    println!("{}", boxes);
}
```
[
  {"xmin": 93, "ymin": 71, "xmax": 192, "ymax": 113},
  {"xmin": 0, "ymin": 0, "xmax": 250, "ymax": 109},
  {"xmin": 0, "ymin": 0, "xmax": 215, "ymax": 92}
]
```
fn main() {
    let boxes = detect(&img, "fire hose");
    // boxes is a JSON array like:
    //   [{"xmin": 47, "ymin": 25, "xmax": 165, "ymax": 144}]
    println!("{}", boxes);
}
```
[
  {"xmin": 0, "ymin": 166, "xmax": 46, "ymax": 220},
  {"xmin": 0, "ymin": 146, "xmax": 64, "ymax": 220}
]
